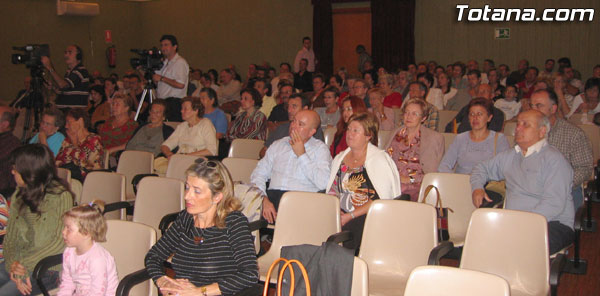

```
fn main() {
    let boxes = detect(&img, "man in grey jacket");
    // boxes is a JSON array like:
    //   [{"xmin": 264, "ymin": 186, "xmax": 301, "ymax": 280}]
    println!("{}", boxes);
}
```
[{"xmin": 471, "ymin": 109, "xmax": 574, "ymax": 254}]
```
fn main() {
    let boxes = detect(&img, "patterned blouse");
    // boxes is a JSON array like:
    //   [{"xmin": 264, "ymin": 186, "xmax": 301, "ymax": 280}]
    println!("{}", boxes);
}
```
[
  {"xmin": 227, "ymin": 110, "xmax": 267, "ymax": 141},
  {"xmin": 328, "ymin": 164, "xmax": 379, "ymax": 213},
  {"xmin": 56, "ymin": 133, "xmax": 104, "ymax": 178},
  {"xmin": 387, "ymin": 127, "xmax": 424, "ymax": 201},
  {"xmin": 97, "ymin": 118, "xmax": 138, "ymax": 150}
]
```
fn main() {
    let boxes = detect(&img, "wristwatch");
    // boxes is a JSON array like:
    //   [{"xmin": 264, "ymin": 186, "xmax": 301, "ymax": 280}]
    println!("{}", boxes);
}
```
[{"xmin": 409, "ymin": 176, "xmax": 415, "ymax": 184}]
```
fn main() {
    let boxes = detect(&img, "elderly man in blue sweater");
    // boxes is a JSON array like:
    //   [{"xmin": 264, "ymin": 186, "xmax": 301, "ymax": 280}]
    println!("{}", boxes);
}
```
[{"xmin": 471, "ymin": 109, "xmax": 575, "ymax": 254}]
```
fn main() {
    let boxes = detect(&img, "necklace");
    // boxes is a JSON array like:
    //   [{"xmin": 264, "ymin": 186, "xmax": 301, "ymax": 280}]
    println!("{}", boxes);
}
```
[{"xmin": 193, "ymin": 227, "xmax": 205, "ymax": 245}]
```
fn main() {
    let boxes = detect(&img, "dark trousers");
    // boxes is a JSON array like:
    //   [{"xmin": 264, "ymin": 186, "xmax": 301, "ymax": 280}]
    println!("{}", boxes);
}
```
[
  {"xmin": 266, "ymin": 189, "xmax": 287, "ymax": 213},
  {"xmin": 548, "ymin": 221, "xmax": 575, "ymax": 255}
]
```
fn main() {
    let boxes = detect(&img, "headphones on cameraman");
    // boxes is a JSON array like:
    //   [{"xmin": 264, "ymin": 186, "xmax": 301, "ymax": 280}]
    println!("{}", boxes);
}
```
[{"xmin": 74, "ymin": 45, "xmax": 83, "ymax": 61}]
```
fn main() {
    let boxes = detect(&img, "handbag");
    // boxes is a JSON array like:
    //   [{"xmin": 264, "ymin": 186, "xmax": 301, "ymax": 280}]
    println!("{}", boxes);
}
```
[
  {"xmin": 421, "ymin": 185, "xmax": 453, "ymax": 241},
  {"xmin": 263, "ymin": 258, "xmax": 311, "ymax": 296}
]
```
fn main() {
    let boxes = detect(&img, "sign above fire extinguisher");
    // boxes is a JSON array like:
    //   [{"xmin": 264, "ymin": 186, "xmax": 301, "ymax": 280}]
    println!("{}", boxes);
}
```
[{"xmin": 105, "ymin": 30, "xmax": 112, "ymax": 43}]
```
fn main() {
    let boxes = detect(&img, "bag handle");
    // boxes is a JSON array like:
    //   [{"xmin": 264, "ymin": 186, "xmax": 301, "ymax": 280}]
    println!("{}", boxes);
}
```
[
  {"xmin": 263, "ymin": 258, "xmax": 311, "ymax": 296},
  {"xmin": 421, "ymin": 184, "xmax": 453, "ymax": 215}
]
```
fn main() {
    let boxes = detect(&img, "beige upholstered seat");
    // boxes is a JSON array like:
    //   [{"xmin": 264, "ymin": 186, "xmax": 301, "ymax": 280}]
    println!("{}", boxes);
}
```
[
  {"xmin": 81, "ymin": 171, "xmax": 126, "ymax": 219},
  {"xmin": 133, "ymin": 176, "xmax": 184, "ymax": 235},
  {"xmin": 418, "ymin": 172, "xmax": 475, "ymax": 247},
  {"xmin": 577, "ymin": 124, "xmax": 599, "ymax": 162},
  {"xmin": 567, "ymin": 113, "xmax": 593, "ymax": 126},
  {"xmin": 102, "ymin": 220, "xmax": 158, "ymax": 296},
  {"xmin": 404, "ymin": 265, "xmax": 510, "ymax": 296},
  {"xmin": 257, "ymin": 192, "xmax": 341, "ymax": 283},
  {"xmin": 164, "ymin": 154, "xmax": 201, "ymax": 181},
  {"xmin": 505, "ymin": 134, "xmax": 515, "ymax": 147},
  {"xmin": 359, "ymin": 200, "xmax": 438, "ymax": 296},
  {"xmin": 503, "ymin": 121, "xmax": 516, "ymax": 136},
  {"xmin": 164, "ymin": 121, "xmax": 181, "ymax": 130},
  {"xmin": 324, "ymin": 126, "xmax": 337, "ymax": 147},
  {"xmin": 378, "ymin": 130, "xmax": 393, "ymax": 149},
  {"xmin": 437, "ymin": 110, "xmax": 458, "ymax": 133},
  {"xmin": 228, "ymin": 138, "xmax": 264, "ymax": 159},
  {"xmin": 56, "ymin": 167, "xmax": 71, "ymax": 185},
  {"xmin": 351, "ymin": 257, "xmax": 369, "ymax": 296},
  {"xmin": 117, "ymin": 150, "xmax": 154, "ymax": 200},
  {"xmin": 441, "ymin": 132, "xmax": 456, "ymax": 153},
  {"xmin": 222, "ymin": 157, "xmax": 259, "ymax": 184},
  {"xmin": 461, "ymin": 208, "xmax": 550, "ymax": 296}
]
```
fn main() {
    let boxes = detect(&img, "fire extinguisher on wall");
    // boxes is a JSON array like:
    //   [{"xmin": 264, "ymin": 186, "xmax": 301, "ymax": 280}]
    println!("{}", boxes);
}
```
[{"xmin": 106, "ymin": 45, "xmax": 116, "ymax": 68}]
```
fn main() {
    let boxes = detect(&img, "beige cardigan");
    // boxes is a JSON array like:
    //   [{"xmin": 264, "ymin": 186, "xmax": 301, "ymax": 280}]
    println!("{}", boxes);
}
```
[{"xmin": 385, "ymin": 125, "xmax": 445, "ymax": 174}]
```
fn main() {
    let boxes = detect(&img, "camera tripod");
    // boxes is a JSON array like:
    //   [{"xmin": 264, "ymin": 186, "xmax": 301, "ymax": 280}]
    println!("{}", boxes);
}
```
[
  {"xmin": 10, "ymin": 67, "xmax": 46, "ymax": 143},
  {"xmin": 134, "ymin": 72, "xmax": 157, "ymax": 121}
]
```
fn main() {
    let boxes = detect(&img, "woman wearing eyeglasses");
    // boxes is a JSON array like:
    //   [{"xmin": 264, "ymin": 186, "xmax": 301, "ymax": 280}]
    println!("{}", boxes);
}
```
[
  {"xmin": 326, "ymin": 112, "xmax": 401, "ymax": 252},
  {"xmin": 385, "ymin": 98, "xmax": 445, "ymax": 201},
  {"xmin": 145, "ymin": 159, "xmax": 259, "ymax": 296}
]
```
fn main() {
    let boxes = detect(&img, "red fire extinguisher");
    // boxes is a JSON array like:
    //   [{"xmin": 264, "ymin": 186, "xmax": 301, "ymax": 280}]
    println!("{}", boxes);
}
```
[{"xmin": 106, "ymin": 45, "xmax": 117, "ymax": 68}]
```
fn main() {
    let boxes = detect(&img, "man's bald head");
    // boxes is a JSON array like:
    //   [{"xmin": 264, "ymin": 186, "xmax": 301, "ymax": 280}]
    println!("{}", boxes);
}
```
[
  {"xmin": 476, "ymin": 84, "xmax": 493, "ymax": 100},
  {"xmin": 298, "ymin": 109, "xmax": 320, "ymax": 130},
  {"xmin": 290, "ymin": 110, "xmax": 320, "ymax": 143},
  {"xmin": 515, "ymin": 109, "xmax": 550, "ymax": 151}
]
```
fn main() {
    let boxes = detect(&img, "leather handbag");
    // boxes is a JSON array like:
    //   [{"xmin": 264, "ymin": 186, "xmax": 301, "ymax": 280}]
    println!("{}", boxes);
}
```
[
  {"xmin": 421, "ymin": 184, "xmax": 453, "ymax": 241},
  {"xmin": 263, "ymin": 258, "xmax": 311, "ymax": 296}
]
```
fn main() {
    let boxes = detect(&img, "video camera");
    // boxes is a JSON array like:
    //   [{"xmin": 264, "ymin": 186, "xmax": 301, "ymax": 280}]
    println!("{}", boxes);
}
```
[
  {"xmin": 130, "ymin": 48, "xmax": 163, "ymax": 72},
  {"xmin": 11, "ymin": 44, "xmax": 50, "ymax": 68}
]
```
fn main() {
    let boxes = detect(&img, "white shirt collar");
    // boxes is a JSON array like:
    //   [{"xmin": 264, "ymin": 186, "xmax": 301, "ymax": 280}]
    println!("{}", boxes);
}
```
[{"xmin": 515, "ymin": 138, "xmax": 547, "ymax": 157}]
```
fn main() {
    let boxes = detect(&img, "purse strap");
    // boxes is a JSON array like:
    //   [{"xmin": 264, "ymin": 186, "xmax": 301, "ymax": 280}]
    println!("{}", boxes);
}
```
[
  {"xmin": 421, "ymin": 184, "xmax": 454, "ymax": 215},
  {"xmin": 278, "ymin": 259, "xmax": 311, "ymax": 296}
]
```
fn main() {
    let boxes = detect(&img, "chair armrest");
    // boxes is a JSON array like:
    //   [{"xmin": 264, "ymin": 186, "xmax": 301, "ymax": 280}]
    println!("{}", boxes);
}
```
[
  {"xmin": 326, "ymin": 231, "xmax": 353, "ymax": 244},
  {"xmin": 249, "ymin": 220, "xmax": 267, "ymax": 232},
  {"xmin": 159, "ymin": 212, "xmax": 180, "ymax": 235},
  {"xmin": 32, "ymin": 253, "xmax": 63, "ymax": 296},
  {"xmin": 550, "ymin": 253, "xmax": 566, "ymax": 296},
  {"xmin": 104, "ymin": 201, "xmax": 135, "ymax": 215},
  {"xmin": 116, "ymin": 268, "xmax": 151, "ymax": 296},
  {"xmin": 428, "ymin": 241, "xmax": 454, "ymax": 265},
  {"xmin": 394, "ymin": 194, "xmax": 411, "ymax": 201}
]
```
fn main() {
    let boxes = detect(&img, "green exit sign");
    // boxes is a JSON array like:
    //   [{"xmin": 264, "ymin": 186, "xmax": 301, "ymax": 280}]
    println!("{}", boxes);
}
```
[{"xmin": 495, "ymin": 28, "xmax": 510, "ymax": 39}]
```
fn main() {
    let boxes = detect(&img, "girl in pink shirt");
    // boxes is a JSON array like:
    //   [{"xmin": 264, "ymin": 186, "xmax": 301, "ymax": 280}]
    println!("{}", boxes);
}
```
[{"xmin": 58, "ymin": 201, "xmax": 118, "ymax": 296}]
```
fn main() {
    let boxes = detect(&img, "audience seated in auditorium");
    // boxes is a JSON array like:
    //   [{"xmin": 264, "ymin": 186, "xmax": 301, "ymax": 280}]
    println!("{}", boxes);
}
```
[
  {"xmin": 539, "ymin": 58, "xmax": 556, "ymax": 81},
  {"xmin": 156, "ymin": 97, "xmax": 217, "ymax": 173},
  {"xmin": 217, "ymin": 68, "xmax": 242, "ymax": 115},
  {"xmin": 437, "ymin": 72, "xmax": 457, "ymax": 108},
  {"xmin": 327, "ymin": 112, "xmax": 400, "ymax": 252},
  {"xmin": 294, "ymin": 58, "xmax": 313, "ymax": 93},
  {"xmin": 56, "ymin": 108, "xmax": 104, "ymax": 182},
  {"xmin": 252, "ymin": 78, "xmax": 276, "ymax": 119},
  {"xmin": 516, "ymin": 66, "xmax": 539, "ymax": 99},
  {"xmin": 565, "ymin": 78, "xmax": 600, "ymax": 119},
  {"xmin": 87, "ymin": 85, "xmax": 110, "ymax": 130},
  {"xmin": 305, "ymin": 73, "xmax": 327, "ymax": 108},
  {"xmin": 198, "ymin": 88, "xmax": 228, "ymax": 140},
  {"xmin": 352, "ymin": 79, "xmax": 370, "ymax": 108},
  {"xmin": 417, "ymin": 72, "xmax": 444, "ymax": 111},
  {"xmin": 403, "ymin": 81, "xmax": 439, "ymax": 131},
  {"xmin": 445, "ymin": 84, "xmax": 505, "ymax": 133},
  {"xmin": 394, "ymin": 71, "xmax": 412, "ymax": 99},
  {"xmin": 331, "ymin": 96, "xmax": 368, "ymax": 156},
  {"xmin": 145, "ymin": 159, "xmax": 259, "ymax": 296},
  {"xmin": 98, "ymin": 93, "xmax": 139, "ymax": 157},
  {"xmin": 498, "ymin": 63, "xmax": 510, "ymax": 87},
  {"xmin": 315, "ymin": 86, "xmax": 341, "ymax": 129},
  {"xmin": 378, "ymin": 73, "xmax": 403, "ymax": 108},
  {"xmin": 125, "ymin": 100, "xmax": 174, "ymax": 157},
  {"xmin": 506, "ymin": 59, "xmax": 529, "ymax": 86},
  {"xmin": 471, "ymin": 110, "xmax": 574, "ymax": 254},
  {"xmin": 446, "ymin": 69, "xmax": 481, "ymax": 112},
  {"xmin": 251, "ymin": 110, "xmax": 331, "ymax": 223},
  {"xmin": 367, "ymin": 88, "xmax": 395, "ymax": 131},
  {"xmin": 451, "ymin": 62, "xmax": 468, "ymax": 90},
  {"xmin": 386, "ymin": 99, "xmax": 444, "ymax": 201},
  {"xmin": 494, "ymin": 85, "xmax": 521, "ymax": 121},
  {"xmin": 29, "ymin": 108, "xmax": 65, "ymax": 157},
  {"xmin": 530, "ymin": 89, "xmax": 593, "ymax": 210},
  {"xmin": 226, "ymin": 88, "xmax": 267, "ymax": 142},
  {"xmin": 266, "ymin": 81, "xmax": 294, "ymax": 131}
]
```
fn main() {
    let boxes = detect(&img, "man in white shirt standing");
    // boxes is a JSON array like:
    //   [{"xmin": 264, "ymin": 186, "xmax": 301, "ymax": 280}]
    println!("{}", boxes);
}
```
[
  {"xmin": 293, "ymin": 36, "xmax": 316, "ymax": 73},
  {"xmin": 153, "ymin": 35, "xmax": 189, "ymax": 99}
]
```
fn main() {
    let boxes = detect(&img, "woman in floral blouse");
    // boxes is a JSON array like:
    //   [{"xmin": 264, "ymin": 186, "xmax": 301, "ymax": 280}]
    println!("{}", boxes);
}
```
[
  {"xmin": 227, "ymin": 88, "xmax": 267, "ymax": 141},
  {"xmin": 56, "ymin": 108, "xmax": 104, "ymax": 182}
]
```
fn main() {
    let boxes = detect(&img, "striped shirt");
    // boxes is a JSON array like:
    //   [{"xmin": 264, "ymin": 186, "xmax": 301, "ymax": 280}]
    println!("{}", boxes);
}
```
[
  {"xmin": 56, "ymin": 63, "xmax": 90, "ymax": 107},
  {"xmin": 145, "ymin": 211, "xmax": 258, "ymax": 296},
  {"xmin": 227, "ymin": 110, "xmax": 267, "ymax": 141}
]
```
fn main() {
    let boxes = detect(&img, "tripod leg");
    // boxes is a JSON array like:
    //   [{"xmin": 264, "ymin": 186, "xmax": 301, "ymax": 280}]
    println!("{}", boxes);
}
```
[{"xmin": 134, "ymin": 89, "xmax": 148, "ymax": 121}]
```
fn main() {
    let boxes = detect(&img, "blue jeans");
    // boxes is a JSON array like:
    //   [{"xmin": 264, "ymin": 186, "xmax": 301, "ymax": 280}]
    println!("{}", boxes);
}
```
[
  {"xmin": 0, "ymin": 261, "xmax": 59, "ymax": 296},
  {"xmin": 572, "ymin": 185, "xmax": 583, "ymax": 211}
]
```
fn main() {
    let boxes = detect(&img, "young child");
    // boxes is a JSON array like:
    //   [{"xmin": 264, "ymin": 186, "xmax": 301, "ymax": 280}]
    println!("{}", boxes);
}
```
[
  {"xmin": 494, "ymin": 85, "xmax": 522, "ymax": 121},
  {"xmin": 58, "ymin": 201, "xmax": 118, "ymax": 296}
]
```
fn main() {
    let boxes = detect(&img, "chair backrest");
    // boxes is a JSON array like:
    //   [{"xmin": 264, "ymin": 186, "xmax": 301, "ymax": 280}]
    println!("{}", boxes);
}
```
[
  {"xmin": 323, "ymin": 126, "xmax": 337, "ymax": 147},
  {"xmin": 103, "ymin": 150, "xmax": 110, "ymax": 169},
  {"xmin": 222, "ymin": 157, "xmax": 259, "ymax": 184},
  {"xmin": 117, "ymin": 150, "xmax": 154, "ymax": 200},
  {"xmin": 567, "ymin": 113, "xmax": 592, "ymax": 125},
  {"xmin": 393, "ymin": 108, "xmax": 403, "ymax": 128},
  {"xmin": 81, "ymin": 171, "xmax": 126, "ymax": 220},
  {"xmin": 460, "ymin": 208, "xmax": 550, "ymax": 296},
  {"xmin": 258, "ymin": 192, "xmax": 340, "ymax": 280},
  {"xmin": 351, "ymin": 256, "xmax": 369, "ymax": 296},
  {"xmin": 577, "ymin": 124, "xmax": 599, "ymax": 162},
  {"xmin": 165, "ymin": 154, "xmax": 201, "ymax": 181},
  {"xmin": 134, "ymin": 176, "xmax": 184, "ymax": 235},
  {"xmin": 164, "ymin": 121, "xmax": 181, "ymax": 130},
  {"xmin": 441, "ymin": 133, "xmax": 456, "ymax": 154},
  {"xmin": 438, "ymin": 110, "xmax": 458, "ymax": 133},
  {"xmin": 56, "ymin": 168, "xmax": 71, "ymax": 185},
  {"xmin": 503, "ymin": 121, "xmax": 516, "ymax": 136},
  {"xmin": 418, "ymin": 173, "xmax": 475, "ymax": 246},
  {"xmin": 378, "ymin": 130, "xmax": 393, "ymax": 149},
  {"xmin": 228, "ymin": 139, "xmax": 264, "ymax": 159},
  {"xmin": 359, "ymin": 200, "xmax": 438, "ymax": 292},
  {"xmin": 404, "ymin": 265, "xmax": 510, "ymax": 296},
  {"xmin": 101, "ymin": 220, "xmax": 157, "ymax": 296}
]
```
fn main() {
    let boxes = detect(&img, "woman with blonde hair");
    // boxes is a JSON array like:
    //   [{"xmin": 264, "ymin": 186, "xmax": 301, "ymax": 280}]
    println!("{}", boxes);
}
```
[{"xmin": 145, "ymin": 159, "xmax": 258, "ymax": 296}]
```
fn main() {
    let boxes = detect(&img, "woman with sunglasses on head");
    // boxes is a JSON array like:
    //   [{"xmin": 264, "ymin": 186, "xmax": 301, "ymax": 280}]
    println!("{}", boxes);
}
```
[{"xmin": 145, "ymin": 159, "xmax": 259, "ymax": 296}]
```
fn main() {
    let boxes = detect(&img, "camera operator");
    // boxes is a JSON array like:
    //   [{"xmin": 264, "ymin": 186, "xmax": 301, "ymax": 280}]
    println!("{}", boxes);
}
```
[
  {"xmin": 41, "ymin": 45, "xmax": 90, "ymax": 109},
  {"xmin": 153, "ymin": 34, "xmax": 189, "ymax": 99}
]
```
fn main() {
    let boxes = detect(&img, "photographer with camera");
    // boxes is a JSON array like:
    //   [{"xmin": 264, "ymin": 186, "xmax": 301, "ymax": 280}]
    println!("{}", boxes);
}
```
[
  {"xmin": 41, "ymin": 45, "xmax": 90, "ymax": 109},
  {"xmin": 153, "ymin": 35, "xmax": 189, "ymax": 99}
]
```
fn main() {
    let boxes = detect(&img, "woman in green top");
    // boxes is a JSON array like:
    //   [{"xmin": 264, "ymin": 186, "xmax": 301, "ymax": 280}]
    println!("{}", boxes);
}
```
[{"xmin": 0, "ymin": 144, "xmax": 73, "ymax": 295}]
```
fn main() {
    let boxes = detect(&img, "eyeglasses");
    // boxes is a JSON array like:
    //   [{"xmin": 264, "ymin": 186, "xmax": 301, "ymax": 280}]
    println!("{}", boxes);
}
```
[
  {"xmin": 195, "ymin": 158, "xmax": 218, "ymax": 168},
  {"xmin": 469, "ymin": 112, "xmax": 487, "ymax": 118},
  {"xmin": 404, "ymin": 111, "xmax": 423, "ymax": 117}
]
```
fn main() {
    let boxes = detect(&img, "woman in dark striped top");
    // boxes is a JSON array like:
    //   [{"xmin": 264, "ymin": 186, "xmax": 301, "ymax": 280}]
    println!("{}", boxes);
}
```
[{"xmin": 145, "ymin": 159, "xmax": 258, "ymax": 296}]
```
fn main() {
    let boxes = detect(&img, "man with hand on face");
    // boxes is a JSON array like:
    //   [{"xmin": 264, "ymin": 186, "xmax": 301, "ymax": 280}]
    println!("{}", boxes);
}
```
[
  {"xmin": 251, "ymin": 109, "xmax": 331, "ymax": 223},
  {"xmin": 42, "ymin": 44, "xmax": 90, "ymax": 108},
  {"xmin": 153, "ymin": 34, "xmax": 189, "ymax": 100},
  {"xmin": 28, "ymin": 108, "xmax": 65, "ymax": 156},
  {"xmin": 471, "ymin": 110, "xmax": 575, "ymax": 254}
]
